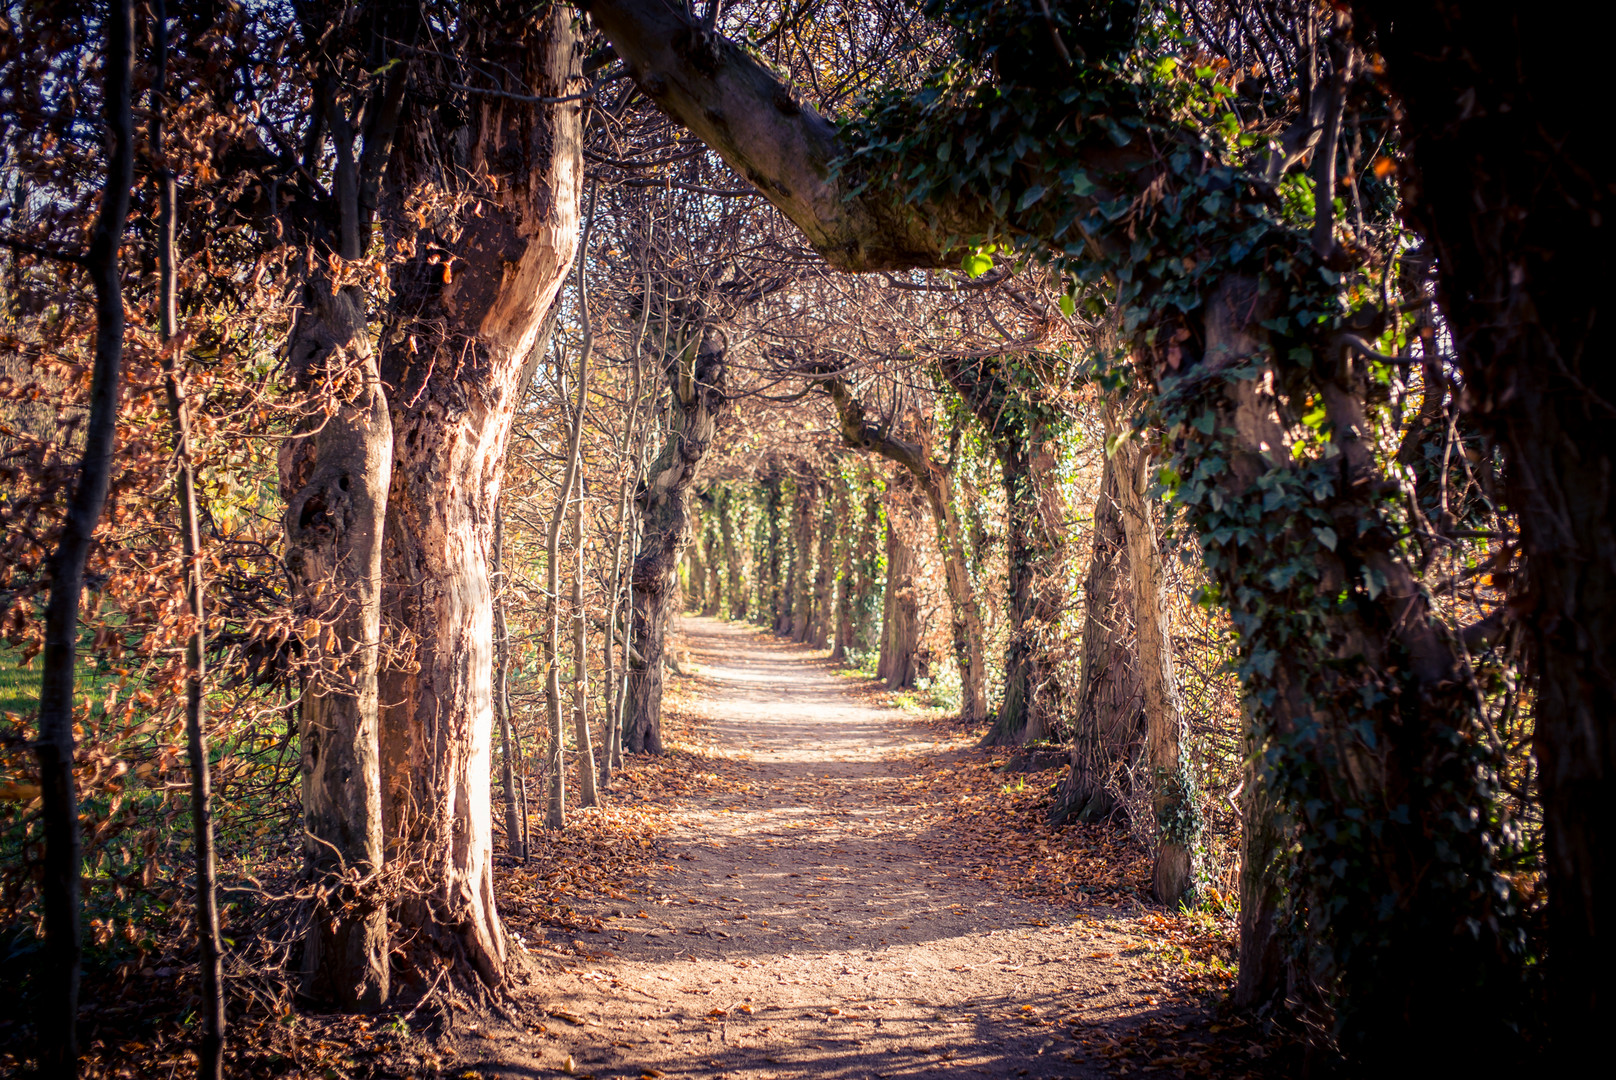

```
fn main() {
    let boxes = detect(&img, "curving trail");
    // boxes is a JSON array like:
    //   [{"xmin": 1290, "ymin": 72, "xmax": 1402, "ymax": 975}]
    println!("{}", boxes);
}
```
[{"xmin": 466, "ymin": 617, "xmax": 1212, "ymax": 1079}]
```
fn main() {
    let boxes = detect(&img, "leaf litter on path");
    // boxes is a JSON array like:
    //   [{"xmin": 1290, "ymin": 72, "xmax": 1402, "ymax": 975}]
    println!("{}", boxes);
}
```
[{"xmin": 461, "ymin": 617, "xmax": 1286, "ymax": 1080}]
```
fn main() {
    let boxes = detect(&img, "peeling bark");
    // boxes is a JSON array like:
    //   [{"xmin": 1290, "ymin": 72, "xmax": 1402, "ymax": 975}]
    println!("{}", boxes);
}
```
[
  {"xmin": 377, "ymin": 4, "xmax": 582, "ymax": 987},
  {"xmin": 282, "ymin": 281, "xmax": 392, "ymax": 1012}
]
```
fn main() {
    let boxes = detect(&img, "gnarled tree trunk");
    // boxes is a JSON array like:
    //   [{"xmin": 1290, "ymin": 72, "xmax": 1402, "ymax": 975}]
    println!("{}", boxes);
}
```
[
  {"xmin": 283, "ymin": 281, "xmax": 393, "ymax": 1011},
  {"xmin": 377, "ymin": 3, "xmax": 581, "ymax": 987},
  {"xmin": 1113, "ymin": 431, "xmax": 1198, "ymax": 906},
  {"xmin": 1053, "ymin": 450, "xmax": 1142, "ymax": 827},
  {"xmin": 624, "ymin": 327, "xmax": 728, "ymax": 753}
]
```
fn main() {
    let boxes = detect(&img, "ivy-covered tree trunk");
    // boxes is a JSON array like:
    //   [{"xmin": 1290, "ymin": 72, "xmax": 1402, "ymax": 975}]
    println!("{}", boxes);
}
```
[
  {"xmin": 852, "ymin": 481, "xmax": 883, "ymax": 653},
  {"xmin": 831, "ymin": 478, "xmax": 855, "ymax": 659},
  {"xmin": 942, "ymin": 356, "xmax": 1069, "ymax": 745},
  {"xmin": 1168, "ymin": 276, "xmax": 1520, "ymax": 1050},
  {"xmin": 761, "ymin": 475, "xmax": 784, "ymax": 628},
  {"xmin": 819, "ymin": 371, "xmax": 989, "ymax": 720},
  {"xmin": 773, "ymin": 478, "xmax": 796, "ymax": 635},
  {"xmin": 377, "ymin": 2, "xmax": 581, "ymax": 987},
  {"xmin": 624, "ymin": 327, "xmax": 728, "ymax": 753},
  {"xmin": 1053, "ymin": 449, "xmax": 1142, "ymax": 826}
]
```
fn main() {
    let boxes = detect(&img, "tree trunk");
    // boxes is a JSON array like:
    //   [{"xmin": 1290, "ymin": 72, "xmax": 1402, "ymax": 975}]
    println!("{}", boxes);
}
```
[
  {"xmin": 1234, "ymin": 705, "xmax": 1283, "ymax": 1008},
  {"xmin": 791, "ymin": 478, "xmax": 817, "ymax": 642},
  {"xmin": 378, "ymin": 4, "xmax": 581, "ymax": 987},
  {"xmin": 35, "ymin": 7, "xmax": 133, "ymax": 1068},
  {"xmin": 719, "ymin": 487, "xmax": 746, "ymax": 620},
  {"xmin": 831, "ymin": 478, "xmax": 854, "ymax": 660},
  {"xmin": 878, "ymin": 499, "xmax": 921, "ymax": 690},
  {"xmin": 547, "ymin": 257, "xmax": 595, "ymax": 828},
  {"xmin": 813, "ymin": 490, "xmax": 834, "ymax": 648},
  {"xmin": 282, "ymin": 278, "xmax": 392, "ymax": 1012},
  {"xmin": 1357, "ymin": 2, "xmax": 1614, "ymax": 1057},
  {"xmin": 769, "ymin": 478, "xmax": 795, "ymax": 637},
  {"xmin": 819, "ymin": 372, "xmax": 989, "ymax": 720},
  {"xmin": 939, "ymin": 355, "xmax": 1071, "ymax": 747},
  {"xmin": 571, "ymin": 472, "xmax": 598, "ymax": 808},
  {"xmin": 150, "ymin": 27, "xmax": 225, "ymax": 1065},
  {"xmin": 492, "ymin": 504, "xmax": 523, "ymax": 857},
  {"xmin": 703, "ymin": 513, "xmax": 723, "ymax": 618},
  {"xmin": 624, "ymin": 327, "xmax": 728, "ymax": 753},
  {"xmin": 1052, "ymin": 450, "xmax": 1142, "ymax": 827},
  {"xmin": 1113, "ymin": 432, "xmax": 1198, "ymax": 906},
  {"xmin": 852, "ymin": 481, "xmax": 882, "ymax": 653},
  {"xmin": 686, "ymin": 538, "xmax": 707, "ymax": 614}
]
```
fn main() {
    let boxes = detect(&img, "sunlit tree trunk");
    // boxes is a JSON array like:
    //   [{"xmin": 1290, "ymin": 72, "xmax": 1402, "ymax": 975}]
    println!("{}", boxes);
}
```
[
  {"xmin": 1113, "ymin": 430, "xmax": 1198, "ymax": 906},
  {"xmin": 791, "ymin": 477, "xmax": 817, "ymax": 642},
  {"xmin": 492, "ymin": 504, "xmax": 523, "ymax": 857},
  {"xmin": 377, "ymin": 4, "xmax": 581, "ymax": 986},
  {"xmin": 1052, "ymin": 451, "xmax": 1142, "ymax": 827}
]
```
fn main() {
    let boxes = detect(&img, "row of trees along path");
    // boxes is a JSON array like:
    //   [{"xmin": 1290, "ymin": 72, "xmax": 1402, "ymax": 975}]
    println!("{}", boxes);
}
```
[{"xmin": 455, "ymin": 617, "xmax": 1247, "ymax": 1079}]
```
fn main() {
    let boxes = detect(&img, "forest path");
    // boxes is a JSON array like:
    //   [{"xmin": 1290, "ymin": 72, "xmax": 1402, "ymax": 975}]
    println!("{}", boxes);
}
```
[{"xmin": 467, "ymin": 617, "xmax": 1210, "ymax": 1079}]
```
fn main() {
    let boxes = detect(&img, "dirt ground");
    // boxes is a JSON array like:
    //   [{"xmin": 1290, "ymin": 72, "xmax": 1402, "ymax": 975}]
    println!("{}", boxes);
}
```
[{"xmin": 457, "ymin": 617, "xmax": 1231, "ymax": 1079}]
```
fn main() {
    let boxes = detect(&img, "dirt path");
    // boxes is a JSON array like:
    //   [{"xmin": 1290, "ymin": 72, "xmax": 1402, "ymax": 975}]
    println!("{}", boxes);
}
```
[{"xmin": 466, "ymin": 618, "xmax": 1214, "ymax": 1079}]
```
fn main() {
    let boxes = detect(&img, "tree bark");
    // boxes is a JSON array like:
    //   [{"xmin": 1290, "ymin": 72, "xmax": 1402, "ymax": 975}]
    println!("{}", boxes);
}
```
[
  {"xmin": 761, "ymin": 475, "xmax": 784, "ymax": 629},
  {"xmin": 282, "ymin": 285, "xmax": 393, "ymax": 1011},
  {"xmin": 624, "ymin": 327, "xmax": 728, "ymax": 753},
  {"xmin": 851, "ymin": 479, "xmax": 882, "ymax": 653},
  {"xmin": 831, "ymin": 477, "xmax": 854, "ymax": 660},
  {"xmin": 546, "ymin": 268, "xmax": 595, "ymax": 828},
  {"xmin": 378, "ymin": 3, "xmax": 581, "ymax": 987},
  {"xmin": 492, "ymin": 504, "xmax": 523, "ymax": 856},
  {"xmin": 1113, "ymin": 431, "xmax": 1198, "ymax": 906},
  {"xmin": 941, "ymin": 355, "xmax": 1069, "ymax": 746},
  {"xmin": 1052, "ymin": 450, "xmax": 1142, "ymax": 828},
  {"xmin": 35, "ymin": 5, "xmax": 134, "ymax": 1068}
]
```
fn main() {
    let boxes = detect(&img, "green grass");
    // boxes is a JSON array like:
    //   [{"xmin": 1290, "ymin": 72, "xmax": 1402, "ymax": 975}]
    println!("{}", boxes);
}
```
[{"xmin": 0, "ymin": 645, "xmax": 41, "ymax": 717}]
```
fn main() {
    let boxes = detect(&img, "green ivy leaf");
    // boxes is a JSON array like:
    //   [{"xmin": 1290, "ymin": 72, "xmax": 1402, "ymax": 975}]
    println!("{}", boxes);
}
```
[{"xmin": 961, "ymin": 251, "xmax": 993, "ymax": 278}]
